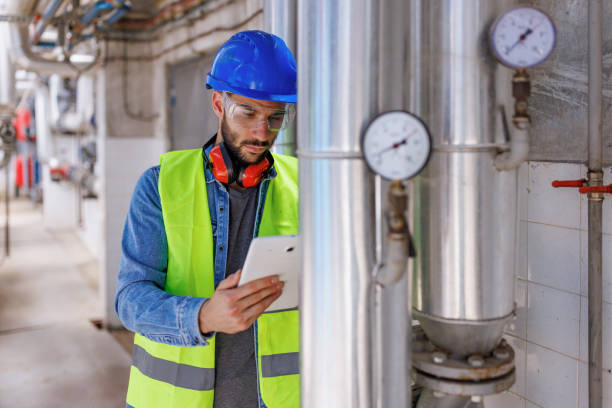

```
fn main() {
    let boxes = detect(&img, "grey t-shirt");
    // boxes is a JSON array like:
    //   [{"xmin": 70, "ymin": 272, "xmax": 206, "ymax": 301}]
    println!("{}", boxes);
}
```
[{"xmin": 213, "ymin": 185, "xmax": 259, "ymax": 408}]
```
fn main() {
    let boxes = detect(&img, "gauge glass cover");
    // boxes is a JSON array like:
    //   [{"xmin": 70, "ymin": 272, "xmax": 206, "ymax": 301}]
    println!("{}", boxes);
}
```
[
  {"xmin": 362, "ymin": 111, "xmax": 431, "ymax": 180},
  {"xmin": 491, "ymin": 6, "xmax": 556, "ymax": 69}
]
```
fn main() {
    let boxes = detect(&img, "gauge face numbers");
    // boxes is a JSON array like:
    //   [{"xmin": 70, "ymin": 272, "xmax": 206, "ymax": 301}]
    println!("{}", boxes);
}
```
[
  {"xmin": 362, "ymin": 111, "xmax": 431, "ymax": 180},
  {"xmin": 491, "ymin": 6, "xmax": 556, "ymax": 69}
]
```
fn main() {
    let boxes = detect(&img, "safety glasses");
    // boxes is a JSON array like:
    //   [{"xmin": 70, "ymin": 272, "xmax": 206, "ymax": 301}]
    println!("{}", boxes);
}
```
[{"xmin": 222, "ymin": 92, "xmax": 296, "ymax": 132}]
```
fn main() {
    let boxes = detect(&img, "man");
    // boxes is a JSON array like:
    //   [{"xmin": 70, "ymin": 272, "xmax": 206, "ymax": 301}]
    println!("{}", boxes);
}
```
[{"xmin": 115, "ymin": 30, "xmax": 299, "ymax": 408}]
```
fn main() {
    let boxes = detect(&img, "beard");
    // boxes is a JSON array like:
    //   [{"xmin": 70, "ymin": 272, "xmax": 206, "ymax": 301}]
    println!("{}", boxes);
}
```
[{"xmin": 221, "ymin": 114, "xmax": 276, "ymax": 166}]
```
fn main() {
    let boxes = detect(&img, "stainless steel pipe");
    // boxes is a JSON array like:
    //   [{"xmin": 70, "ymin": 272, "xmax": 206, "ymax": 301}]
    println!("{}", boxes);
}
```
[
  {"xmin": 265, "ymin": 0, "xmax": 297, "ymax": 156},
  {"xmin": 375, "ymin": 1, "xmax": 411, "ymax": 405},
  {"xmin": 587, "ymin": 1, "xmax": 604, "ymax": 407},
  {"xmin": 410, "ymin": 0, "xmax": 515, "ymax": 356},
  {"xmin": 298, "ymin": 0, "xmax": 377, "ymax": 406}
]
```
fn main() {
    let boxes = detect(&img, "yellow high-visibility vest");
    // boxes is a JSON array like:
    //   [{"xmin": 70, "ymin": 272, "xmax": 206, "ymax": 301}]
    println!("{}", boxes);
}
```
[{"xmin": 126, "ymin": 148, "xmax": 299, "ymax": 408}]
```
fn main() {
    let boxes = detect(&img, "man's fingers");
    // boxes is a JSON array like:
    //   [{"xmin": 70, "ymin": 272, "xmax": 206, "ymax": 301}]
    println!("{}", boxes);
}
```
[
  {"xmin": 217, "ymin": 269, "xmax": 242, "ymax": 290},
  {"xmin": 238, "ymin": 281, "xmax": 284, "ymax": 310},
  {"xmin": 242, "ymin": 289, "xmax": 284, "ymax": 323},
  {"xmin": 232, "ymin": 274, "xmax": 280, "ymax": 300}
]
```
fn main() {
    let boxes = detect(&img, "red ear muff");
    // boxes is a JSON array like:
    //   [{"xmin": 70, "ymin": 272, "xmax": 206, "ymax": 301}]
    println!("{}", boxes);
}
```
[
  {"xmin": 209, "ymin": 143, "xmax": 236, "ymax": 184},
  {"xmin": 208, "ymin": 142, "xmax": 273, "ymax": 187},
  {"xmin": 238, "ymin": 152, "xmax": 274, "ymax": 188}
]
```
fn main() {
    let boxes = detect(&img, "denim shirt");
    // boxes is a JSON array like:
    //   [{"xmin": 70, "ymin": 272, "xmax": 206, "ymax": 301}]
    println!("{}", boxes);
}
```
[{"xmin": 114, "ymin": 146, "xmax": 276, "ymax": 348}]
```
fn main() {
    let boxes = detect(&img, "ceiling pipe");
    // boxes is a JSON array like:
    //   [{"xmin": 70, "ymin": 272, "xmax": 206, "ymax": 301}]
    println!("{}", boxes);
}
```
[
  {"xmin": 7, "ymin": 25, "xmax": 77, "ymax": 76},
  {"xmin": 32, "ymin": 0, "xmax": 67, "ymax": 44},
  {"xmin": 80, "ymin": 0, "xmax": 115, "ymax": 25},
  {"xmin": 0, "ymin": 0, "xmax": 76, "ymax": 76},
  {"xmin": 102, "ymin": 3, "xmax": 131, "ymax": 26}
]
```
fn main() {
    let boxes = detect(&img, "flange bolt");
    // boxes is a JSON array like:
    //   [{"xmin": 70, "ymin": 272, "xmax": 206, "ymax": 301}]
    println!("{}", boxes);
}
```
[
  {"xmin": 467, "ymin": 354, "xmax": 485, "ymax": 368},
  {"xmin": 493, "ymin": 347, "xmax": 510, "ymax": 360},
  {"xmin": 432, "ymin": 351, "xmax": 447, "ymax": 364}
]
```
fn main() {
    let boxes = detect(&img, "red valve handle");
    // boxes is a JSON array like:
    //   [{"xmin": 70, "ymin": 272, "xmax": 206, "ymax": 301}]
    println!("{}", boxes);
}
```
[
  {"xmin": 578, "ymin": 185, "xmax": 612, "ymax": 194},
  {"xmin": 551, "ymin": 179, "xmax": 586, "ymax": 188}
]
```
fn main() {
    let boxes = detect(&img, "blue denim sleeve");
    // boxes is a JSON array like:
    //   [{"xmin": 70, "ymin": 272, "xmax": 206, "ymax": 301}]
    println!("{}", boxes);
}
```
[{"xmin": 114, "ymin": 166, "xmax": 213, "ymax": 347}]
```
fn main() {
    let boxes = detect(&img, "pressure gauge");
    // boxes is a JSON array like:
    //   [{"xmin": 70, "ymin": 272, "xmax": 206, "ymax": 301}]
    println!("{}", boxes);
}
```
[
  {"xmin": 490, "ymin": 6, "xmax": 556, "ymax": 69},
  {"xmin": 361, "ymin": 111, "xmax": 432, "ymax": 180}
]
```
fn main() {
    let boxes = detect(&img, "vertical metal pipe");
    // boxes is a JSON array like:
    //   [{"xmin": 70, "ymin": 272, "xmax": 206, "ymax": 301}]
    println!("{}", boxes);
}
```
[
  {"xmin": 588, "ymin": 0, "xmax": 603, "ymax": 172},
  {"xmin": 0, "ymin": 23, "xmax": 15, "ymax": 112},
  {"xmin": 375, "ymin": 1, "xmax": 411, "ymax": 406},
  {"xmin": 587, "ymin": 1, "xmax": 603, "ymax": 408},
  {"xmin": 588, "ymin": 197, "xmax": 603, "ymax": 408},
  {"xmin": 410, "ymin": 0, "xmax": 515, "ymax": 357},
  {"xmin": 4, "ymin": 162, "xmax": 9, "ymax": 257},
  {"xmin": 265, "ymin": 0, "xmax": 297, "ymax": 156},
  {"xmin": 298, "ymin": 0, "xmax": 377, "ymax": 406}
]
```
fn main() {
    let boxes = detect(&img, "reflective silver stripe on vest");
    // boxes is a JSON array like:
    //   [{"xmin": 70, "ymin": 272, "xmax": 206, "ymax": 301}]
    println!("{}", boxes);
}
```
[
  {"xmin": 261, "ymin": 352, "xmax": 300, "ymax": 377},
  {"xmin": 132, "ymin": 345, "xmax": 215, "ymax": 391}
]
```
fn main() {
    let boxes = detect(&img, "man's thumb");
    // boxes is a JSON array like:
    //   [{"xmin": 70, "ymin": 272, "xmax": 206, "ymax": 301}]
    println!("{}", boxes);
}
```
[{"xmin": 217, "ymin": 269, "xmax": 241, "ymax": 289}]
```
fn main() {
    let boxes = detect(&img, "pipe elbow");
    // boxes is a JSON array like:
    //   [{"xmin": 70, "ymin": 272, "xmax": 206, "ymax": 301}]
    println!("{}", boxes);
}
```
[
  {"xmin": 494, "ymin": 122, "xmax": 530, "ymax": 171},
  {"xmin": 376, "ymin": 236, "xmax": 408, "ymax": 286}
]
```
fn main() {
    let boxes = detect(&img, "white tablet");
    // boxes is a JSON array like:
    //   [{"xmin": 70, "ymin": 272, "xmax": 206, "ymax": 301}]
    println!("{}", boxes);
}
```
[{"xmin": 239, "ymin": 235, "xmax": 300, "ymax": 312}]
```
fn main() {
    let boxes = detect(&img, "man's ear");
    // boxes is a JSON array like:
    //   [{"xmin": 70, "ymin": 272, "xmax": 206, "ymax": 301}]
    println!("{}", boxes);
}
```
[{"xmin": 212, "ymin": 91, "xmax": 224, "ymax": 119}]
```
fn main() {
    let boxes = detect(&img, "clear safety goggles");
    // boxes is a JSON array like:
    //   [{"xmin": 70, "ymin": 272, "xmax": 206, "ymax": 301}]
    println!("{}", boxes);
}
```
[{"xmin": 222, "ymin": 92, "xmax": 296, "ymax": 132}]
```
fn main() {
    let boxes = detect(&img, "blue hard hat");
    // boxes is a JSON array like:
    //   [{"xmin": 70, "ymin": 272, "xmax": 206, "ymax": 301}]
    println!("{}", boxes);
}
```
[{"xmin": 206, "ymin": 30, "xmax": 297, "ymax": 103}]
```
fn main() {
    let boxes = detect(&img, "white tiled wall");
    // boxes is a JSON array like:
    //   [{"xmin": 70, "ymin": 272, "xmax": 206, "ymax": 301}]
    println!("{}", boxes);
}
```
[
  {"xmin": 491, "ymin": 161, "xmax": 612, "ymax": 408},
  {"xmin": 100, "ymin": 137, "xmax": 166, "ymax": 328}
]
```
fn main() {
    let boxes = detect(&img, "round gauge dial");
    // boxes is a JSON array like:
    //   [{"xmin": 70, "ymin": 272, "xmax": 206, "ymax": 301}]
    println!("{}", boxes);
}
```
[
  {"xmin": 490, "ymin": 6, "xmax": 556, "ymax": 69},
  {"xmin": 362, "ymin": 111, "xmax": 432, "ymax": 180}
]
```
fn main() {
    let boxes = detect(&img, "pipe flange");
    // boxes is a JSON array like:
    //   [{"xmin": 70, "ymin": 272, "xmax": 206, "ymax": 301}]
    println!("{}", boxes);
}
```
[
  {"xmin": 413, "ymin": 367, "xmax": 516, "ymax": 397},
  {"xmin": 412, "ymin": 325, "xmax": 515, "ymax": 381}
]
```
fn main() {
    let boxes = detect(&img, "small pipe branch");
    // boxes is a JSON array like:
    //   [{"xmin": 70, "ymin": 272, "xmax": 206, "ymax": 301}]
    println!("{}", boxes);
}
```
[
  {"xmin": 494, "ymin": 69, "xmax": 531, "ymax": 171},
  {"xmin": 376, "ymin": 181, "xmax": 413, "ymax": 286}
]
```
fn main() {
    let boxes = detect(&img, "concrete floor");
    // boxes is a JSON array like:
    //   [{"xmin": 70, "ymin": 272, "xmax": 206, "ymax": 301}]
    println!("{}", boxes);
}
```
[{"xmin": 0, "ymin": 197, "xmax": 132, "ymax": 408}]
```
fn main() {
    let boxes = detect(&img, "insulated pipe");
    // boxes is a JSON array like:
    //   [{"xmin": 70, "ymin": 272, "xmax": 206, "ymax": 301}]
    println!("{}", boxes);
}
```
[
  {"xmin": 103, "ymin": 3, "xmax": 131, "ymax": 25},
  {"xmin": 7, "ymin": 25, "xmax": 76, "ymax": 76},
  {"xmin": 265, "ymin": 0, "xmax": 296, "ymax": 156},
  {"xmin": 80, "ymin": 0, "xmax": 115, "ymax": 25},
  {"xmin": 587, "ymin": 1, "xmax": 603, "ymax": 408},
  {"xmin": 298, "ymin": 0, "xmax": 377, "ymax": 406},
  {"xmin": 33, "ymin": 0, "xmax": 66, "ymax": 44},
  {"xmin": 374, "ymin": 2, "xmax": 411, "ymax": 405},
  {"xmin": 0, "ymin": 22, "xmax": 15, "ymax": 116},
  {"xmin": 410, "ymin": 0, "xmax": 515, "ymax": 357}
]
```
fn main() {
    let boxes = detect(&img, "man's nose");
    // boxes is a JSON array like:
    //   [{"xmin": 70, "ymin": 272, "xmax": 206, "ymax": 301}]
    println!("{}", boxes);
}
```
[{"xmin": 251, "ymin": 120, "xmax": 270, "ymax": 138}]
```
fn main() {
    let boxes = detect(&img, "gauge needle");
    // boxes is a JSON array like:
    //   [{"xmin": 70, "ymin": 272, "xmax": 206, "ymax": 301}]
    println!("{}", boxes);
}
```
[
  {"xmin": 505, "ymin": 18, "xmax": 546, "ymax": 55},
  {"xmin": 375, "ymin": 138, "xmax": 408, "ymax": 156},
  {"xmin": 505, "ymin": 27, "xmax": 533, "ymax": 54}
]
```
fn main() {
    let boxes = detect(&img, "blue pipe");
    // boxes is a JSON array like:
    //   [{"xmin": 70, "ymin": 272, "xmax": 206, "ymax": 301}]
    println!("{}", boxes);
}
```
[
  {"xmin": 33, "ymin": 0, "xmax": 65, "ymax": 43},
  {"xmin": 34, "ymin": 41, "xmax": 57, "ymax": 48},
  {"xmin": 103, "ymin": 4, "xmax": 132, "ymax": 26},
  {"xmin": 80, "ymin": 1, "xmax": 116, "ymax": 25}
]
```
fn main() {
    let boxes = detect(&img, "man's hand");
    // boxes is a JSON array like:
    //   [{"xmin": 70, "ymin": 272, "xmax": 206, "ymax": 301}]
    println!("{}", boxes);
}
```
[{"xmin": 198, "ymin": 270, "xmax": 284, "ymax": 334}]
